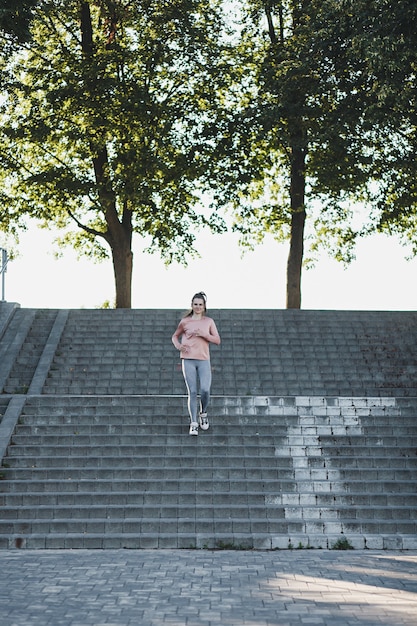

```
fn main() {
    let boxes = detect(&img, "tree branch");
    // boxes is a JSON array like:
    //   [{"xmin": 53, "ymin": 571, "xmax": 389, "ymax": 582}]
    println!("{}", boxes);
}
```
[
  {"xmin": 67, "ymin": 207, "xmax": 108, "ymax": 241},
  {"xmin": 265, "ymin": 3, "xmax": 277, "ymax": 44}
]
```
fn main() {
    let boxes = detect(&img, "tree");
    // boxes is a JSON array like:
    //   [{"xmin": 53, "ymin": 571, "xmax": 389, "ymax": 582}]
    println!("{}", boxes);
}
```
[
  {"xmin": 340, "ymin": 0, "xmax": 417, "ymax": 253},
  {"xmin": 0, "ymin": 0, "xmax": 228, "ymax": 307},
  {"xmin": 210, "ymin": 0, "xmax": 416, "ymax": 308}
]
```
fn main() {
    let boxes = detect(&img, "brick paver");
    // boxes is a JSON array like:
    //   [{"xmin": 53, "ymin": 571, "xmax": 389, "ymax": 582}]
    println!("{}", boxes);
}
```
[{"xmin": 1, "ymin": 550, "xmax": 416, "ymax": 625}]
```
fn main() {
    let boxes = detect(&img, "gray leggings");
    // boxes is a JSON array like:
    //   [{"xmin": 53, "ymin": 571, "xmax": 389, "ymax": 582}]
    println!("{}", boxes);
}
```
[{"xmin": 182, "ymin": 359, "xmax": 212, "ymax": 422}]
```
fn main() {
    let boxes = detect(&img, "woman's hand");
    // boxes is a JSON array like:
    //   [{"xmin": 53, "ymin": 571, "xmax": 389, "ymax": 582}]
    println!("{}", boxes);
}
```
[
  {"xmin": 190, "ymin": 328, "xmax": 206, "ymax": 338},
  {"xmin": 186, "ymin": 329, "xmax": 198, "ymax": 338}
]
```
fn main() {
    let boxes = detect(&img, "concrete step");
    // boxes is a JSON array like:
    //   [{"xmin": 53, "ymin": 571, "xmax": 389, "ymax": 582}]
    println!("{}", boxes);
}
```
[
  {"xmin": 0, "ymin": 503, "xmax": 284, "ymax": 519},
  {"xmin": 6, "ymin": 444, "xmax": 417, "ymax": 461},
  {"xmin": 0, "ymin": 532, "xmax": 279, "ymax": 550},
  {"xmin": 3, "ymin": 466, "xmax": 415, "ymax": 484},
  {"xmin": 0, "ymin": 519, "xmax": 296, "ymax": 537},
  {"xmin": 312, "ymin": 456, "xmax": 417, "ymax": 469},
  {"xmin": 17, "ymin": 392, "xmax": 415, "ymax": 410},
  {"xmin": 6, "ymin": 443, "xmax": 416, "ymax": 464},
  {"xmin": 9, "ymin": 433, "xmax": 417, "ymax": 451},
  {"xmin": 10, "ymin": 426, "xmax": 295, "ymax": 438},
  {"xmin": 12, "ymin": 421, "xmax": 417, "ymax": 435},
  {"xmin": 2, "ymin": 517, "xmax": 416, "ymax": 536},
  {"xmin": 1, "ymin": 528, "xmax": 416, "ymax": 551},
  {"xmin": 5, "ymin": 531, "xmax": 417, "ymax": 550},
  {"xmin": 1, "ymin": 503, "xmax": 414, "ymax": 521},
  {"xmin": 0, "ymin": 475, "xmax": 294, "ymax": 490},
  {"xmin": 276, "ymin": 445, "xmax": 417, "ymax": 457},
  {"xmin": 0, "ymin": 490, "xmax": 280, "ymax": 506},
  {"xmin": 0, "ymin": 466, "xmax": 293, "ymax": 481},
  {"xmin": 1, "ymin": 488, "xmax": 415, "ymax": 508}
]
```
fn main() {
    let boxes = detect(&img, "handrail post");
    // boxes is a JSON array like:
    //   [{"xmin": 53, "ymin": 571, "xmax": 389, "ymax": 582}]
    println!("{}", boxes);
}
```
[{"xmin": 0, "ymin": 248, "xmax": 8, "ymax": 301}]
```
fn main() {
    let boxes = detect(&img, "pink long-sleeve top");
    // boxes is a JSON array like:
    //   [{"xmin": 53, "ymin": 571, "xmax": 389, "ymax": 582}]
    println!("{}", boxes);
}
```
[{"xmin": 172, "ymin": 316, "xmax": 221, "ymax": 360}]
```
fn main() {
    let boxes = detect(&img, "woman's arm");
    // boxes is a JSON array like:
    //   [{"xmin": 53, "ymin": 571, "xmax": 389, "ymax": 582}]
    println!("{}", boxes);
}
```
[
  {"xmin": 206, "ymin": 319, "xmax": 221, "ymax": 345},
  {"xmin": 172, "ymin": 322, "xmax": 184, "ymax": 350}
]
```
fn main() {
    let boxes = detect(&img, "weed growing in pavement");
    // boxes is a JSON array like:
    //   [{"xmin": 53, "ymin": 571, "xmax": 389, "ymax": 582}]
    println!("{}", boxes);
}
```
[{"xmin": 331, "ymin": 537, "xmax": 354, "ymax": 550}]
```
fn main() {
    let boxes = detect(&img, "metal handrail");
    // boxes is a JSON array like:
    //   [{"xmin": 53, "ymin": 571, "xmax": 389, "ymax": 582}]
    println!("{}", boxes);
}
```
[{"xmin": 0, "ymin": 248, "xmax": 8, "ymax": 301}]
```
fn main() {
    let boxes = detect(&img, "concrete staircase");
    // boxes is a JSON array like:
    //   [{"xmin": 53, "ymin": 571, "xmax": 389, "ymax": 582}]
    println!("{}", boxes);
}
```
[
  {"xmin": 0, "ymin": 303, "xmax": 416, "ymax": 549},
  {"xmin": 40, "ymin": 309, "xmax": 417, "ymax": 397}
]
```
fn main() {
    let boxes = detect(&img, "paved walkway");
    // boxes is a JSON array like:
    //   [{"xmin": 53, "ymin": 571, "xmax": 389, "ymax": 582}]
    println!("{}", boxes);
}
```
[{"xmin": 1, "ymin": 550, "xmax": 416, "ymax": 625}]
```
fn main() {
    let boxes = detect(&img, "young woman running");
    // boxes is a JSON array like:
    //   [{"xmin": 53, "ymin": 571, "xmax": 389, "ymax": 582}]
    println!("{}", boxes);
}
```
[{"xmin": 172, "ymin": 292, "xmax": 221, "ymax": 435}]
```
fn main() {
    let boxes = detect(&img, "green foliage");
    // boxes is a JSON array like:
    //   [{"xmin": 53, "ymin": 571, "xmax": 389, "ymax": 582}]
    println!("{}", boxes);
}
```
[
  {"xmin": 341, "ymin": 0, "xmax": 417, "ymax": 254},
  {"xmin": 217, "ymin": 4, "xmax": 358, "ymax": 240},
  {"xmin": 0, "ymin": 0, "xmax": 229, "ymax": 305},
  {"xmin": 331, "ymin": 537, "xmax": 354, "ymax": 550},
  {"xmin": 1, "ymin": 0, "xmax": 416, "ymax": 307},
  {"xmin": 0, "ymin": 0, "xmax": 38, "ymax": 43},
  {"xmin": 214, "ymin": 0, "xmax": 417, "ymax": 273},
  {"xmin": 96, "ymin": 299, "xmax": 114, "ymax": 309}
]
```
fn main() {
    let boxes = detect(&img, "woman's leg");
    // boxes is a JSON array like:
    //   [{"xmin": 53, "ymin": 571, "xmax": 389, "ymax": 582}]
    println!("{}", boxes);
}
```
[
  {"xmin": 182, "ymin": 359, "xmax": 198, "ymax": 423},
  {"xmin": 197, "ymin": 360, "xmax": 212, "ymax": 415}
]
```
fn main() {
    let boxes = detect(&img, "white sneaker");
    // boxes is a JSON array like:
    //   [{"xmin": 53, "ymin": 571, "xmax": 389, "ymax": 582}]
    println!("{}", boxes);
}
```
[
  {"xmin": 189, "ymin": 422, "xmax": 199, "ymax": 436},
  {"xmin": 199, "ymin": 413, "xmax": 209, "ymax": 431}
]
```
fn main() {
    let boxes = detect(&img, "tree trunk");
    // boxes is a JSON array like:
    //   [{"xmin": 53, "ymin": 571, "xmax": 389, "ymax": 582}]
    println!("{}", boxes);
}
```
[
  {"xmin": 112, "ymin": 244, "xmax": 133, "ymax": 309},
  {"xmin": 91, "ymin": 145, "xmax": 134, "ymax": 309},
  {"xmin": 265, "ymin": 3, "xmax": 307, "ymax": 309},
  {"xmin": 80, "ymin": 2, "xmax": 134, "ymax": 309},
  {"xmin": 286, "ymin": 145, "xmax": 306, "ymax": 309}
]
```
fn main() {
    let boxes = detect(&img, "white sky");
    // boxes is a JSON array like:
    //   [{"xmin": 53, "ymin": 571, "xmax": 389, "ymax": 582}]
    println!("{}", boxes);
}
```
[{"xmin": 1, "ymin": 223, "xmax": 416, "ymax": 310}]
